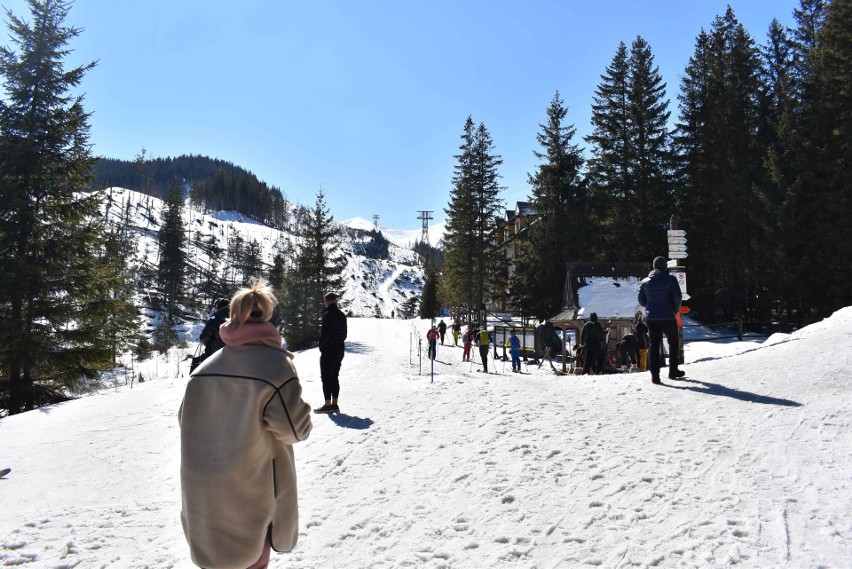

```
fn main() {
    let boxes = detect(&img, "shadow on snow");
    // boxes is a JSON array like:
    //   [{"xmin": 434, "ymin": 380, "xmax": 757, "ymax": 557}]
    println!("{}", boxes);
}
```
[
  {"xmin": 664, "ymin": 379, "xmax": 802, "ymax": 407},
  {"xmin": 327, "ymin": 413, "xmax": 374, "ymax": 430}
]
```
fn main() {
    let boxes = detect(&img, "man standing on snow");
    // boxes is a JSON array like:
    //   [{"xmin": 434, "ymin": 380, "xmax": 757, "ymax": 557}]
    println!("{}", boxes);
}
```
[
  {"xmin": 638, "ymin": 256, "xmax": 684, "ymax": 384},
  {"xmin": 580, "ymin": 312, "xmax": 605, "ymax": 375},
  {"xmin": 316, "ymin": 292, "xmax": 347, "ymax": 414}
]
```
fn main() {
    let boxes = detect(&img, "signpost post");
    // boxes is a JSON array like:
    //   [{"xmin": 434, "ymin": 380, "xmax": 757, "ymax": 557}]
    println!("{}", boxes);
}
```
[{"xmin": 667, "ymin": 226, "xmax": 687, "ymax": 365}]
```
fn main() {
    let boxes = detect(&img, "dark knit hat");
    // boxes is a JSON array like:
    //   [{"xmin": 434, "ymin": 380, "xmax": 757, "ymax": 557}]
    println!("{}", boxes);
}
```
[{"xmin": 653, "ymin": 256, "xmax": 668, "ymax": 271}]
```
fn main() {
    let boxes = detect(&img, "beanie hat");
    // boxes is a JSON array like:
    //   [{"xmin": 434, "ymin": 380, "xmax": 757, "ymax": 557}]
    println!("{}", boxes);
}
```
[{"xmin": 653, "ymin": 256, "xmax": 668, "ymax": 271}]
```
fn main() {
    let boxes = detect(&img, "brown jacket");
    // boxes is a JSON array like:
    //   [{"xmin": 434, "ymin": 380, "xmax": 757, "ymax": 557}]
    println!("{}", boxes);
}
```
[{"xmin": 179, "ymin": 344, "xmax": 312, "ymax": 568}]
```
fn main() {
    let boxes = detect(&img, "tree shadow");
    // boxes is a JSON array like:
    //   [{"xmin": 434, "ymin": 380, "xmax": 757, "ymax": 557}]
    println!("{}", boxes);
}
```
[
  {"xmin": 328, "ymin": 413, "xmax": 374, "ymax": 430},
  {"xmin": 664, "ymin": 379, "xmax": 802, "ymax": 407}
]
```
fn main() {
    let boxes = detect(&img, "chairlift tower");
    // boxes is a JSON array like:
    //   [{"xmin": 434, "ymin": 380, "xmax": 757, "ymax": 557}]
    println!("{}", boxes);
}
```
[{"xmin": 417, "ymin": 210, "xmax": 433, "ymax": 244}]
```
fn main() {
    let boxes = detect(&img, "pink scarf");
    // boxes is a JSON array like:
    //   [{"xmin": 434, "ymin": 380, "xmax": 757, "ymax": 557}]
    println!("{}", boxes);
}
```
[{"xmin": 219, "ymin": 321, "xmax": 282, "ymax": 349}]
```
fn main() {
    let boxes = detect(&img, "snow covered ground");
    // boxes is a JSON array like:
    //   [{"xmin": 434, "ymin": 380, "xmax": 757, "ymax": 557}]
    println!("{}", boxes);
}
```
[{"xmin": 1, "ymin": 308, "xmax": 850, "ymax": 568}]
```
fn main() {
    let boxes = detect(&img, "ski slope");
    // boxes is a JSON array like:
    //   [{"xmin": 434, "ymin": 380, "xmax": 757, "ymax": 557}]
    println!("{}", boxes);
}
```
[{"xmin": 1, "ymin": 308, "xmax": 850, "ymax": 568}]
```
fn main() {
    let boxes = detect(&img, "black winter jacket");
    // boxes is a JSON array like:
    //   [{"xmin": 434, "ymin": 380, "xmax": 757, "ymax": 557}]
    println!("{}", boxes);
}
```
[
  {"xmin": 319, "ymin": 303, "xmax": 347, "ymax": 354},
  {"xmin": 638, "ymin": 269, "xmax": 682, "ymax": 321},
  {"xmin": 199, "ymin": 306, "xmax": 230, "ymax": 355}
]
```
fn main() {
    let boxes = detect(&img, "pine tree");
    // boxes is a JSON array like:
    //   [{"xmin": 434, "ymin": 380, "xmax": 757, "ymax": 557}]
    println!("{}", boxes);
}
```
[
  {"xmin": 419, "ymin": 262, "xmax": 440, "ymax": 319},
  {"xmin": 280, "ymin": 189, "xmax": 345, "ymax": 350},
  {"xmin": 627, "ymin": 36, "xmax": 675, "ymax": 259},
  {"xmin": 510, "ymin": 92, "xmax": 587, "ymax": 319},
  {"xmin": 779, "ymin": 0, "xmax": 852, "ymax": 317},
  {"xmin": 157, "ymin": 179, "xmax": 186, "ymax": 322},
  {"xmin": 586, "ymin": 42, "xmax": 631, "ymax": 259},
  {"xmin": 674, "ymin": 8, "xmax": 764, "ymax": 321},
  {"xmin": 0, "ymin": 0, "xmax": 136, "ymax": 413},
  {"xmin": 586, "ymin": 38, "xmax": 673, "ymax": 262},
  {"xmin": 440, "ymin": 117, "xmax": 504, "ymax": 323},
  {"xmin": 756, "ymin": 19, "xmax": 798, "ymax": 314}
]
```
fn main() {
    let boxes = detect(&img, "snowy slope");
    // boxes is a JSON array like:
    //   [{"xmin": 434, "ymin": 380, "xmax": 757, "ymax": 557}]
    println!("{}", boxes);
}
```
[
  {"xmin": 1, "ymin": 308, "xmax": 850, "ymax": 568},
  {"xmin": 343, "ymin": 216, "xmax": 446, "ymax": 249},
  {"xmin": 101, "ymin": 188, "xmax": 426, "ymax": 322}
]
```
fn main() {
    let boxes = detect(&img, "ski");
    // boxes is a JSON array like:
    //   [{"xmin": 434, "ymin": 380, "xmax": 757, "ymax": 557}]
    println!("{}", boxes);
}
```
[{"xmin": 0, "ymin": 468, "xmax": 10, "ymax": 479}]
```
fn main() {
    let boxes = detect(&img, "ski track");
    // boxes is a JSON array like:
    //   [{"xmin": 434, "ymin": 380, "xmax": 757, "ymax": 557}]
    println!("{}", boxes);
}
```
[{"xmin": 1, "ymin": 315, "xmax": 851, "ymax": 568}]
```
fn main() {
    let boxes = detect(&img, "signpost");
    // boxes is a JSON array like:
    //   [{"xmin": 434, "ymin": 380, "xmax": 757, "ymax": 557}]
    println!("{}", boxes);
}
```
[
  {"xmin": 668, "ymin": 227, "xmax": 688, "ymax": 364},
  {"xmin": 667, "ymin": 230, "xmax": 688, "ymax": 260}
]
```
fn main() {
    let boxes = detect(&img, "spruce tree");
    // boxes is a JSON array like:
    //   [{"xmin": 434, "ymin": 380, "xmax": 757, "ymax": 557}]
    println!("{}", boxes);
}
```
[
  {"xmin": 586, "ymin": 37, "xmax": 673, "ymax": 262},
  {"xmin": 586, "ymin": 42, "xmax": 631, "ymax": 259},
  {"xmin": 440, "ymin": 117, "xmax": 478, "ymax": 316},
  {"xmin": 756, "ymin": 19, "xmax": 798, "ymax": 313},
  {"xmin": 157, "ymin": 179, "xmax": 186, "ymax": 322},
  {"xmin": 779, "ymin": 0, "xmax": 852, "ymax": 317},
  {"xmin": 440, "ymin": 117, "xmax": 504, "ymax": 323},
  {"xmin": 419, "ymin": 262, "xmax": 439, "ymax": 319},
  {"xmin": 510, "ymin": 92, "xmax": 587, "ymax": 319},
  {"xmin": 280, "ymin": 189, "xmax": 345, "ymax": 350},
  {"xmin": 0, "ymin": 0, "xmax": 136, "ymax": 413},
  {"xmin": 627, "ymin": 36, "xmax": 675, "ymax": 259},
  {"xmin": 674, "ymin": 8, "xmax": 764, "ymax": 321}
]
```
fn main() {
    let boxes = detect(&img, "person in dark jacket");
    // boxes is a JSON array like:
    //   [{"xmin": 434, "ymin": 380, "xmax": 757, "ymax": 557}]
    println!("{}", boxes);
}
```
[
  {"xmin": 315, "ymin": 292, "xmax": 347, "ymax": 414},
  {"xmin": 437, "ymin": 319, "xmax": 447, "ymax": 345},
  {"xmin": 638, "ymin": 256, "xmax": 684, "ymax": 384},
  {"xmin": 191, "ymin": 299, "xmax": 230, "ymax": 372},
  {"xmin": 199, "ymin": 299, "xmax": 230, "ymax": 355},
  {"xmin": 617, "ymin": 333, "xmax": 637, "ymax": 370},
  {"xmin": 580, "ymin": 312, "xmax": 606, "ymax": 375}
]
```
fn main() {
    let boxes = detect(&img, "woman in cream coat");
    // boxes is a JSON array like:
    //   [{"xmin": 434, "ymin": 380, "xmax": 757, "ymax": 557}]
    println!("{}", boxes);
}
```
[{"xmin": 180, "ymin": 280, "xmax": 312, "ymax": 569}]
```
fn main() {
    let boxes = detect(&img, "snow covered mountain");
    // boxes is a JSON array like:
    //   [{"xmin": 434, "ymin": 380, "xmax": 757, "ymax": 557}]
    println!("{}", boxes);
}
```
[{"xmin": 100, "ymin": 187, "xmax": 429, "ymax": 325}]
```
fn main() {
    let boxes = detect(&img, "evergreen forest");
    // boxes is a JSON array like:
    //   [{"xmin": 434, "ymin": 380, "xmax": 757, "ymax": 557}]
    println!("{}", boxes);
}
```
[{"xmin": 440, "ymin": 0, "xmax": 850, "ymax": 328}]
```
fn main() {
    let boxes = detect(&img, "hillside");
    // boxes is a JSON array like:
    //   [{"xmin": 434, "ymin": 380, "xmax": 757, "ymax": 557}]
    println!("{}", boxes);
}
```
[
  {"xmin": 0, "ymin": 308, "xmax": 850, "ymax": 568},
  {"xmin": 100, "ymin": 187, "xmax": 427, "ymax": 328}
]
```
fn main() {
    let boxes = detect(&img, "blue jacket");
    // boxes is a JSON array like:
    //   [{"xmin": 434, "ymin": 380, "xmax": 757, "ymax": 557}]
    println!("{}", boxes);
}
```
[{"xmin": 638, "ymin": 269, "xmax": 682, "ymax": 321}]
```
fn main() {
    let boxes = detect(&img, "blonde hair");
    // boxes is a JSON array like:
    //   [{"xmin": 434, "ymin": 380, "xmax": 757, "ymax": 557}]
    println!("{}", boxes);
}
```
[{"xmin": 228, "ymin": 278, "xmax": 277, "ymax": 328}]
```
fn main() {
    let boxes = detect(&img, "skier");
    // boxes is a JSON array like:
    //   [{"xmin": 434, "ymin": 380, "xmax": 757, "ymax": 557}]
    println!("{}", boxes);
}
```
[
  {"xmin": 426, "ymin": 325, "xmax": 439, "ymax": 360},
  {"xmin": 462, "ymin": 325, "xmax": 473, "ymax": 361},
  {"xmin": 580, "ymin": 313, "xmax": 606, "ymax": 375},
  {"xmin": 437, "ymin": 319, "xmax": 447, "ymax": 345},
  {"xmin": 638, "ymin": 256, "xmax": 684, "ymax": 384},
  {"xmin": 506, "ymin": 329, "xmax": 522, "ymax": 373},
  {"xmin": 478, "ymin": 327, "xmax": 492, "ymax": 373},
  {"xmin": 452, "ymin": 322, "xmax": 461, "ymax": 346}
]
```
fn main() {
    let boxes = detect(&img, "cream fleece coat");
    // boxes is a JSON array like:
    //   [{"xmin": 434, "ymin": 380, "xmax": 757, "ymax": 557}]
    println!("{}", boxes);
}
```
[{"xmin": 179, "ymin": 325, "xmax": 312, "ymax": 569}]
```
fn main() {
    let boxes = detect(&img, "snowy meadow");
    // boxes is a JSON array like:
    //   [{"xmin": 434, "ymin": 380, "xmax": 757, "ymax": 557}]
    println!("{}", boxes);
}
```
[{"xmin": 1, "ymin": 308, "xmax": 850, "ymax": 568}]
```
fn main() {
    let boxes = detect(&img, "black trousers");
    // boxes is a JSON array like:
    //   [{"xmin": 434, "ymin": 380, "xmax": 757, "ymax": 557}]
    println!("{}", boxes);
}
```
[
  {"xmin": 647, "ymin": 319, "xmax": 679, "ymax": 379},
  {"xmin": 479, "ymin": 345, "xmax": 489, "ymax": 372},
  {"xmin": 320, "ymin": 350, "xmax": 344, "ymax": 400},
  {"xmin": 582, "ymin": 341, "xmax": 603, "ymax": 374}
]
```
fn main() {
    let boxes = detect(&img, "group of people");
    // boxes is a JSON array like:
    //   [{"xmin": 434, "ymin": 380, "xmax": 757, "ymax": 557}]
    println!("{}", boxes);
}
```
[
  {"xmin": 180, "ymin": 282, "xmax": 347, "ymax": 568},
  {"xmin": 579, "ymin": 255, "xmax": 684, "ymax": 384},
  {"xmin": 426, "ymin": 320, "xmax": 527, "ymax": 374}
]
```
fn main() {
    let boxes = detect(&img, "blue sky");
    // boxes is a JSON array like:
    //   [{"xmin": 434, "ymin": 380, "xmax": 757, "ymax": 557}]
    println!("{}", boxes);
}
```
[{"xmin": 2, "ymin": 0, "xmax": 798, "ymax": 229}]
